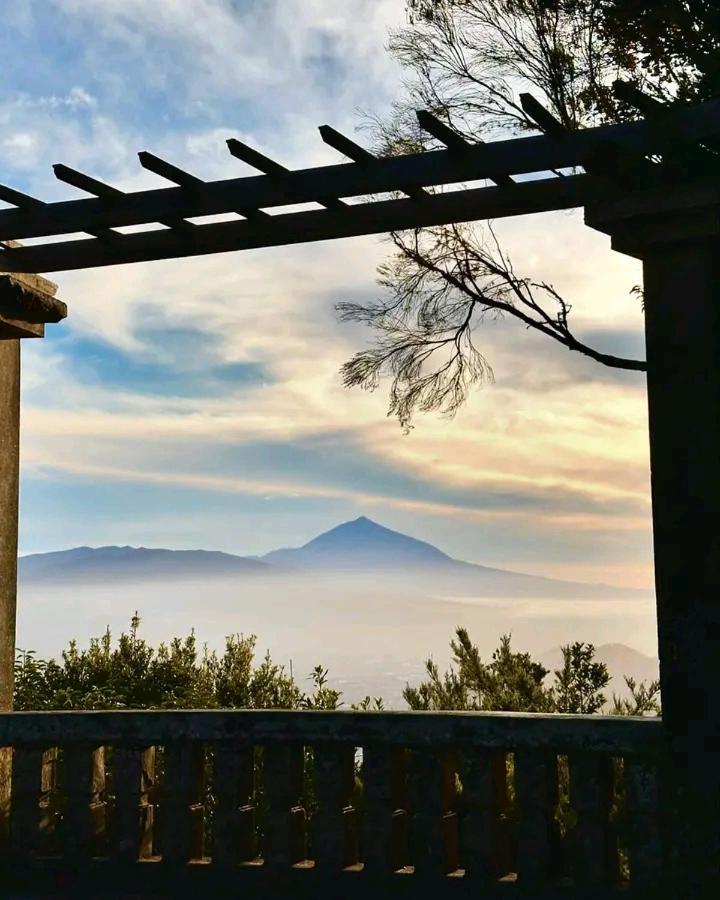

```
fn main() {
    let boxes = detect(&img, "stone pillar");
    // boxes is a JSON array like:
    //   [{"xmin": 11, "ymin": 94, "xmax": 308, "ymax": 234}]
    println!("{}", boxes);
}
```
[
  {"xmin": 0, "ymin": 338, "xmax": 20, "ymax": 712},
  {"xmin": 587, "ymin": 183, "xmax": 720, "ymax": 896},
  {"xmin": 0, "ymin": 270, "xmax": 65, "ymax": 839},
  {"xmin": 0, "ymin": 270, "xmax": 67, "ymax": 709}
]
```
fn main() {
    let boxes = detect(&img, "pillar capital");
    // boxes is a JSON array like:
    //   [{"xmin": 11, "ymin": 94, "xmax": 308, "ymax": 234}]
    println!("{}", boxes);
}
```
[
  {"xmin": 0, "ymin": 271, "xmax": 67, "ymax": 339},
  {"xmin": 585, "ymin": 177, "xmax": 720, "ymax": 258}
]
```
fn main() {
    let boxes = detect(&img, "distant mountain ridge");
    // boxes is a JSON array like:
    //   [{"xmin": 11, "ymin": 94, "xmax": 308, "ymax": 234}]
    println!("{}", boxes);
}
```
[
  {"xmin": 19, "ymin": 545, "xmax": 269, "ymax": 583},
  {"xmin": 19, "ymin": 516, "xmax": 646, "ymax": 597}
]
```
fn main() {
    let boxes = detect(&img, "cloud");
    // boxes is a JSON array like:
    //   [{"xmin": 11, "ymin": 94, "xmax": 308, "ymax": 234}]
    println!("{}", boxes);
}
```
[{"xmin": 6, "ymin": 1, "xmax": 654, "ymax": 589}]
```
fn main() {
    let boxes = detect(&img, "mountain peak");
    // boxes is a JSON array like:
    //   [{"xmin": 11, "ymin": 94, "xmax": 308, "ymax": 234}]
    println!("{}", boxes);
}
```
[{"xmin": 263, "ymin": 516, "xmax": 453, "ymax": 570}]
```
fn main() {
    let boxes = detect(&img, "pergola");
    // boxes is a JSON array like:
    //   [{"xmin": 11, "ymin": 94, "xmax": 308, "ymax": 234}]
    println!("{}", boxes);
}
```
[{"xmin": 1, "ymin": 87, "xmax": 719, "ymax": 893}]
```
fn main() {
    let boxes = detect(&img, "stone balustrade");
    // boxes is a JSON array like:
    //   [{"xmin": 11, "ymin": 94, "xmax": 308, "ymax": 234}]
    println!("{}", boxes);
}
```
[{"xmin": 0, "ymin": 710, "xmax": 664, "ymax": 897}]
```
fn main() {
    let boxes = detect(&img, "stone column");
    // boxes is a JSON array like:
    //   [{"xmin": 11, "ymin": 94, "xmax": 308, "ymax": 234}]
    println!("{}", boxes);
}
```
[
  {"xmin": 587, "ymin": 182, "xmax": 720, "ymax": 896},
  {"xmin": 0, "ymin": 270, "xmax": 67, "ymax": 709},
  {"xmin": 0, "ymin": 270, "xmax": 65, "ymax": 838},
  {"xmin": 0, "ymin": 338, "xmax": 20, "ymax": 712}
]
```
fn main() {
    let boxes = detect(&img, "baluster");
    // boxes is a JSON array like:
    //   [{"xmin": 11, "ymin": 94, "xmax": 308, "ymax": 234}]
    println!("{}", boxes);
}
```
[
  {"xmin": 62, "ymin": 744, "xmax": 104, "ymax": 860},
  {"xmin": 313, "ymin": 743, "xmax": 355, "ymax": 870},
  {"xmin": 514, "ymin": 749, "xmax": 560, "ymax": 884},
  {"xmin": 162, "ymin": 741, "xmax": 205, "ymax": 865},
  {"xmin": 262, "ymin": 744, "xmax": 306, "ymax": 869},
  {"xmin": 38, "ymin": 747, "xmax": 59, "ymax": 856},
  {"xmin": 569, "ymin": 752, "xmax": 615, "ymax": 885},
  {"xmin": 362, "ymin": 745, "xmax": 398, "ymax": 874},
  {"xmin": 10, "ymin": 745, "xmax": 45, "ymax": 857},
  {"xmin": 460, "ymin": 748, "xmax": 506, "ymax": 881},
  {"xmin": 112, "ymin": 745, "xmax": 154, "ymax": 863},
  {"xmin": 442, "ymin": 752, "xmax": 460, "ymax": 873},
  {"xmin": 408, "ymin": 748, "xmax": 447, "ymax": 875},
  {"xmin": 212, "ymin": 742, "xmax": 255, "ymax": 867},
  {"xmin": 625, "ymin": 756, "xmax": 662, "ymax": 890}
]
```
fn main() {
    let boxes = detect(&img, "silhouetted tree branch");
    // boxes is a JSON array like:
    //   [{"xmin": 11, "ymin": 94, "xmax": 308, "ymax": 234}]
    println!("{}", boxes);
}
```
[{"xmin": 340, "ymin": 1, "xmax": 718, "ymax": 425}]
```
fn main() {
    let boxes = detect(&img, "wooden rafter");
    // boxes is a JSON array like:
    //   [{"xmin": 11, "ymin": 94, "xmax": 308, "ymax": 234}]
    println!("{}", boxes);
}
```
[{"xmin": 0, "ymin": 94, "xmax": 718, "ymax": 274}]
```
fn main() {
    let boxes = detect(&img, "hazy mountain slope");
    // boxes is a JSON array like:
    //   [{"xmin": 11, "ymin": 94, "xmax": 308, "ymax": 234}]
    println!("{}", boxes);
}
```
[
  {"xmin": 262, "ymin": 516, "xmax": 456, "ymax": 569},
  {"xmin": 19, "ymin": 545, "xmax": 270, "ymax": 584},
  {"xmin": 262, "ymin": 516, "xmax": 645, "ymax": 598},
  {"xmin": 19, "ymin": 516, "xmax": 648, "ymax": 599}
]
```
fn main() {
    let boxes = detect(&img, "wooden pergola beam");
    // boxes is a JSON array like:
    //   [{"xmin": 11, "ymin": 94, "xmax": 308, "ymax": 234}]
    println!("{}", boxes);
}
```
[
  {"xmin": 0, "ymin": 97, "xmax": 717, "ymax": 246},
  {"xmin": 416, "ymin": 110, "xmax": 515, "ymax": 188},
  {"xmin": 53, "ymin": 162, "xmax": 196, "ymax": 235},
  {"xmin": 0, "ymin": 172, "xmax": 611, "ymax": 273},
  {"xmin": 226, "ymin": 138, "xmax": 346, "ymax": 211}
]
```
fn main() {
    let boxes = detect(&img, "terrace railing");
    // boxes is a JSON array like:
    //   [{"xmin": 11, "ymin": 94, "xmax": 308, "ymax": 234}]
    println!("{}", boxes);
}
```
[{"xmin": 0, "ymin": 710, "xmax": 664, "ymax": 897}]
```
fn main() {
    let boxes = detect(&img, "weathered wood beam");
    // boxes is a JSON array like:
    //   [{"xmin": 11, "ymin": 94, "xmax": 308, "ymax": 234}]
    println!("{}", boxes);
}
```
[
  {"xmin": 613, "ymin": 79, "xmax": 720, "ymax": 171},
  {"xmin": 520, "ymin": 91, "xmax": 658, "ymax": 187},
  {"xmin": 226, "ymin": 138, "xmax": 346, "ymax": 211},
  {"xmin": 0, "ymin": 97, "xmax": 717, "ymax": 243},
  {"xmin": 519, "ymin": 94, "xmax": 567, "ymax": 141},
  {"xmin": 0, "ymin": 183, "xmax": 117, "ymax": 243},
  {"xmin": 0, "ymin": 172, "xmax": 612, "ymax": 273},
  {"xmin": 54, "ymin": 163, "xmax": 195, "ymax": 234},
  {"xmin": 416, "ymin": 110, "xmax": 514, "ymax": 187},
  {"xmin": 320, "ymin": 124, "xmax": 428, "ymax": 201},
  {"xmin": 138, "ymin": 150, "xmax": 270, "ymax": 222}
]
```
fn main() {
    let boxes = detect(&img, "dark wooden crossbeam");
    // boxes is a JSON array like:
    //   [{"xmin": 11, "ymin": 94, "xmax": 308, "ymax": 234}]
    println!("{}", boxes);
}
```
[
  {"xmin": 0, "ymin": 172, "xmax": 613, "ymax": 273},
  {"xmin": 138, "ymin": 150, "xmax": 270, "ymax": 222},
  {"xmin": 613, "ymin": 80, "xmax": 720, "ymax": 165},
  {"xmin": 226, "ymin": 139, "xmax": 345, "ymax": 211},
  {"xmin": 520, "ymin": 92, "xmax": 657, "ymax": 187},
  {"xmin": 416, "ymin": 110, "xmax": 514, "ymax": 187},
  {"xmin": 0, "ymin": 96, "xmax": 717, "ymax": 253},
  {"xmin": 0, "ymin": 182, "xmax": 117, "ymax": 242},
  {"xmin": 519, "ymin": 94, "xmax": 567, "ymax": 141},
  {"xmin": 319, "ymin": 125, "xmax": 428, "ymax": 201},
  {"xmin": 137, "ymin": 152, "xmax": 204, "ymax": 187},
  {"xmin": 54, "ymin": 162, "xmax": 196, "ymax": 234}
]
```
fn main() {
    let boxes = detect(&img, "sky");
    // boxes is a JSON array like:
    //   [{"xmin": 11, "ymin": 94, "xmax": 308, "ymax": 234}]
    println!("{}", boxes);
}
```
[{"xmin": 2, "ymin": 0, "xmax": 653, "ymax": 588}]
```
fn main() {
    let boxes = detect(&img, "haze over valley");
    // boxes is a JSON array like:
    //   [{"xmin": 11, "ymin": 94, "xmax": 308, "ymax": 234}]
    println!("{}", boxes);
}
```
[{"xmin": 18, "ymin": 518, "xmax": 658, "ymax": 707}]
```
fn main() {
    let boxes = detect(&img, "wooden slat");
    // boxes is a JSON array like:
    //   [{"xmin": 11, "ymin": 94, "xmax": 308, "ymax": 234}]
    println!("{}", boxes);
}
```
[
  {"xmin": 2, "ymin": 94, "xmax": 718, "ymax": 245},
  {"xmin": 408, "ymin": 748, "xmax": 447, "ymax": 875},
  {"xmin": 161, "ymin": 741, "xmax": 205, "ymax": 865},
  {"xmin": 54, "ymin": 163, "xmax": 195, "ymax": 235},
  {"xmin": 459, "ymin": 748, "xmax": 507, "ymax": 881},
  {"xmin": 416, "ymin": 110, "xmax": 515, "ymax": 187},
  {"xmin": 514, "ymin": 749, "xmax": 561, "ymax": 884},
  {"xmin": 211, "ymin": 742, "xmax": 255, "ymax": 866},
  {"xmin": 319, "ymin": 125, "xmax": 428, "ymax": 201},
  {"xmin": 0, "ymin": 173, "xmax": 609, "ymax": 274},
  {"xmin": 312, "ymin": 743, "xmax": 355, "ymax": 870},
  {"xmin": 227, "ymin": 139, "xmax": 346, "ymax": 212},
  {"xmin": 139, "ymin": 150, "xmax": 271, "ymax": 222},
  {"xmin": 625, "ymin": 756, "xmax": 663, "ymax": 890},
  {"xmin": 61, "ymin": 744, "xmax": 104, "ymax": 860},
  {"xmin": 569, "ymin": 752, "xmax": 615, "ymax": 885},
  {"xmin": 262, "ymin": 744, "xmax": 305, "ymax": 869},
  {"xmin": 10, "ymin": 746, "xmax": 45, "ymax": 857},
  {"xmin": 112, "ymin": 745, "xmax": 154, "ymax": 863}
]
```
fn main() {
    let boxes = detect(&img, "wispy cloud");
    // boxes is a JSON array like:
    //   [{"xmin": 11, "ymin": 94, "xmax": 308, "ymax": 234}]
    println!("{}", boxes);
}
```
[{"xmin": 7, "ymin": 1, "xmax": 652, "ymax": 588}]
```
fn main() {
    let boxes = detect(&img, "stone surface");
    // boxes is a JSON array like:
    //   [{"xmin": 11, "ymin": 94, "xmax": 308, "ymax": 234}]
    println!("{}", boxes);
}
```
[{"xmin": 0, "ymin": 271, "xmax": 65, "ymax": 340}]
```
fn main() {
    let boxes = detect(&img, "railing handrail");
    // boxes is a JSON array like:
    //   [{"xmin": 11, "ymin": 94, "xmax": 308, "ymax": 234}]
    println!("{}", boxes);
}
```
[{"xmin": 0, "ymin": 709, "xmax": 663, "ymax": 754}]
